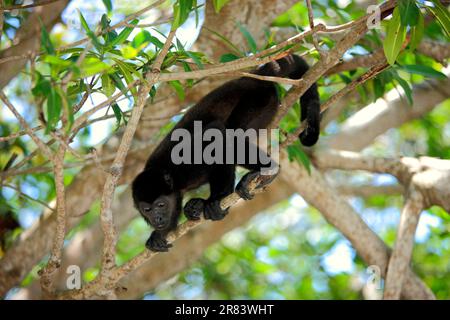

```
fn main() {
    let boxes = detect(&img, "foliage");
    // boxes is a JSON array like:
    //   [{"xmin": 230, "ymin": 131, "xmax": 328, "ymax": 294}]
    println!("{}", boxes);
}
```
[{"xmin": 0, "ymin": 0, "xmax": 449, "ymax": 300}]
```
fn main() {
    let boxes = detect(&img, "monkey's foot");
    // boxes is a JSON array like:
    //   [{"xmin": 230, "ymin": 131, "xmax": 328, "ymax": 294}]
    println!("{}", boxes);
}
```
[
  {"xmin": 146, "ymin": 231, "xmax": 172, "ymax": 252},
  {"xmin": 184, "ymin": 198, "xmax": 204, "ymax": 221},
  {"xmin": 204, "ymin": 200, "xmax": 228, "ymax": 221},
  {"xmin": 236, "ymin": 171, "xmax": 279, "ymax": 200}
]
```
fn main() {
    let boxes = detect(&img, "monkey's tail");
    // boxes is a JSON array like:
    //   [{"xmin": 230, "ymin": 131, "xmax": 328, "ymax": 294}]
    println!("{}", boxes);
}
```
[{"xmin": 256, "ymin": 54, "xmax": 321, "ymax": 147}]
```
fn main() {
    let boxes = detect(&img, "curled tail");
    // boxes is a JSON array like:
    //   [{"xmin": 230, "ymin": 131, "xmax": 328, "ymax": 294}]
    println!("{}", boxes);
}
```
[{"xmin": 256, "ymin": 54, "xmax": 321, "ymax": 147}]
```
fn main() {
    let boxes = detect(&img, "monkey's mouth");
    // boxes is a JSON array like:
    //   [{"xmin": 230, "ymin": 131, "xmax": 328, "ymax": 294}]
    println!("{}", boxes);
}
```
[{"xmin": 154, "ymin": 222, "xmax": 168, "ymax": 230}]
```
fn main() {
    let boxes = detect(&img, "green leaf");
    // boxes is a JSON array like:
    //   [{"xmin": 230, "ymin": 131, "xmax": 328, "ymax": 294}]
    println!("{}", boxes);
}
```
[
  {"xmin": 287, "ymin": 143, "xmax": 311, "ymax": 175},
  {"xmin": 393, "ymin": 74, "xmax": 413, "ymax": 105},
  {"xmin": 110, "ymin": 72, "xmax": 129, "ymax": 97},
  {"xmin": 101, "ymin": 14, "xmax": 117, "ymax": 45},
  {"xmin": 237, "ymin": 22, "xmax": 257, "ymax": 54},
  {"xmin": 67, "ymin": 81, "xmax": 87, "ymax": 99},
  {"xmin": 203, "ymin": 26, "xmax": 242, "ymax": 56},
  {"xmin": 401, "ymin": 64, "xmax": 447, "ymax": 79},
  {"xmin": 39, "ymin": 19, "xmax": 55, "ymax": 55},
  {"xmin": 55, "ymin": 86, "xmax": 73, "ymax": 132},
  {"xmin": 213, "ymin": 0, "xmax": 230, "ymax": 13},
  {"xmin": 219, "ymin": 53, "xmax": 240, "ymax": 63},
  {"xmin": 121, "ymin": 46, "xmax": 139, "ymax": 59},
  {"xmin": 169, "ymin": 80, "xmax": 185, "ymax": 101},
  {"xmin": 114, "ymin": 59, "xmax": 137, "ymax": 96},
  {"xmin": 46, "ymin": 88, "xmax": 62, "ymax": 133},
  {"xmin": 101, "ymin": 74, "xmax": 115, "ymax": 97},
  {"xmin": 111, "ymin": 103, "xmax": 122, "ymax": 126},
  {"xmin": 172, "ymin": 0, "xmax": 194, "ymax": 29},
  {"xmin": 383, "ymin": 8, "xmax": 407, "ymax": 65},
  {"xmin": 110, "ymin": 19, "xmax": 139, "ymax": 47},
  {"xmin": 186, "ymin": 51, "xmax": 204, "ymax": 69},
  {"xmin": 373, "ymin": 77, "xmax": 385, "ymax": 100},
  {"xmin": 32, "ymin": 74, "xmax": 51, "ymax": 97},
  {"xmin": 399, "ymin": 0, "xmax": 420, "ymax": 26},
  {"xmin": 176, "ymin": 38, "xmax": 204, "ymax": 69},
  {"xmin": 57, "ymin": 47, "xmax": 85, "ymax": 55},
  {"xmin": 149, "ymin": 85, "xmax": 157, "ymax": 103},
  {"xmin": 132, "ymin": 30, "xmax": 152, "ymax": 49},
  {"xmin": 115, "ymin": 59, "xmax": 143, "ymax": 80},
  {"xmin": 428, "ymin": 0, "xmax": 450, "ymax": 39},
  {"xmin": 79, "ymin": 11, "xmax": 103, "ymax": 51},
  {"xmin": 181, "ymin": 61, "xmax": 194, "ymax": 87},
  {"xmin": 409, "ymin": 12, "xmax": 424, "ymax": 51},
  {"xmin": 338, "ymin": 73, "xmax": 352, "ymax": 84},
  {"xmin": 43, "ymin": 55, "xmax": 73, "ymax": 68},
  {"xmin": 102, "ymin": 0, "xmax": 113, "ymax": 13},
  {"xmin": 149, "ymin": 35, "xmax": 165, "ymax": 49},
  {"xmin": 133, "ymin": 30, "xmax": 164, "ymax": 50},
  {"xmin": 79, "ymin": 57, "xmax": 111, "ymax": 77}
]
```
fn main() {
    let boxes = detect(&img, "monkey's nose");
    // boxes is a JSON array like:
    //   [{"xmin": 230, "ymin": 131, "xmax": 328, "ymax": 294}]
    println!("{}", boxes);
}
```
[{"xmin": 155, "ymin": 216, "xmax": 165, "ymax": 228}]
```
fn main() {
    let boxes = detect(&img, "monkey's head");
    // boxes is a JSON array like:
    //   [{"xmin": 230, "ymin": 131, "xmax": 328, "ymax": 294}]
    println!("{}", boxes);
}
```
[{"xmin": 132, "ymin": 168, "xmax": 181, "ymax": 231}]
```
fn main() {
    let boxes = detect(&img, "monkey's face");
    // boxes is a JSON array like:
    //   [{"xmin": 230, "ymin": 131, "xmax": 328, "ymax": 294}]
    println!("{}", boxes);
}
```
[{"xmin": 138, "ymin": 194, "xmax": 177, "ymax": 230}]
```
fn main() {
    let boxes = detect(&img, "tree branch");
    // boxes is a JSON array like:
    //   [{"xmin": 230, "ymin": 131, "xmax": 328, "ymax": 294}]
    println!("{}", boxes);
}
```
[
  {"xmin": 384, "ymin": 188, "xmax": 424, "ymax": 299},
  {"xmin": 279, "ymin": 151, "xmax": 434, "ymax": 299},
  {"xmin": 325, "ymin": 77, "xmax": 450, "ymax": 151},
  {"xmin": 98, "ymin": 29, "xmax": 176, "ymax": 284}
]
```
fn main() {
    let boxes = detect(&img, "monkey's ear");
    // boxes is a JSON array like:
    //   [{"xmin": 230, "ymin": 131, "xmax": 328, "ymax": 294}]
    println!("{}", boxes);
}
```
[{"xmin": 163, "ymin": 171, "xmax": 174, "ymax": 190}]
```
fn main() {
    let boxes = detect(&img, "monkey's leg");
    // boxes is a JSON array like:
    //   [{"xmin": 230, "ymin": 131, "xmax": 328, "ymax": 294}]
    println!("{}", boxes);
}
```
[
  {"xmin": 184, "ymin": 163, "xmax": 235, "ymax": 221},
  {"xmin": 184, "ymin": 120, "xmax": 235, "ymax": 221},
  {"xmin": 204, "ymin": 163, "xmax": 236, "ymax": 221},
  {"xmin": 205, "ymin": 121, "xmax": 236, "ymax": 221},
  {"xmin": 236, "ymin": 142, "xmax": 279, "ymax": 200}
]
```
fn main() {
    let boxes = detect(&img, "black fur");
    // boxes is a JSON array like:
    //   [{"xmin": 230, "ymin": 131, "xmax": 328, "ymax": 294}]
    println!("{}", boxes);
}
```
[{"xmin": 132, "ymin": 54, "xmax": 320, "ymax": 252}]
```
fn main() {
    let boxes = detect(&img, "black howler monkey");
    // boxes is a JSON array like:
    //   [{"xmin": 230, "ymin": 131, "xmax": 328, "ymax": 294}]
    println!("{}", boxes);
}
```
[{"xmin": 132, "ymin": 54, "xmax": 320, "ymax": 252}]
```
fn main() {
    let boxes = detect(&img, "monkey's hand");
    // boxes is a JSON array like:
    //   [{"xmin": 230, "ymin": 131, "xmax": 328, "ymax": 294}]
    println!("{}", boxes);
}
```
[
  {"xmin": 204, "ymin": 200, "xmax": 228, "ymax": 221},
  {"xmin": 236, "ymin": 171, "xmax": 278, "ymax": 200},
  {"xmin": 146, "ymin": 231, "xmax": 172, "ymax": 252},
  {"xmin": 184, "ymin": 198, "xmax": 204, "ymax": 221}
]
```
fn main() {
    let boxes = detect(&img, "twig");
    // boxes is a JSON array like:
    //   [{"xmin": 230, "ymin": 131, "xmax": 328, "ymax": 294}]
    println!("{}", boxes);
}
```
[
  {"xmin": 1, "ymin": 184, "xmax": 54, "ymax": 211},
  {"xmin": 0, "ymin": 91, "xmax": 53, "ymax": 160},
  {"xmin": 384, "ymin": 188, "xmax": 424, "ymax": 299},
  {"xmin": 0, "ymin": 125, "xmax": 44, "ymax": 142},
  {"xmin": 230, "ymin": 72, "xmax": 302, "ymax": 86},
  {"xmin": 280, "ymin": 62, "xmax": 389, "ymax": 148},
  {"xmin": 10, "ymin": 139, "xmax": 55, "ymax": 172},
  {"xmin": 71, "ymin": 80, "xmax": 140, "ymax": 133},
  {"xmin": 305, "ymin": 0, "xmax": 324, "ymax": 56}
]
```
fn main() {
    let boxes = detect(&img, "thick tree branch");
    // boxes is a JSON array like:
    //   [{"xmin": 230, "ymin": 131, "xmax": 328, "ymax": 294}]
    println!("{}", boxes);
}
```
[
  {"xmin": 279, "ymin": 151, "xmax": 434, "ymax": 299},
  {"xmin": 325, "ymin": 77, "xmax": 450, "ymax": 151},
  {"xmin": 336, "ymin": 184, "xmax": 403, "ymax": 197},
  {"xmin": 314, "ymin": 150, "xmax": 450, "ymax": 212}
]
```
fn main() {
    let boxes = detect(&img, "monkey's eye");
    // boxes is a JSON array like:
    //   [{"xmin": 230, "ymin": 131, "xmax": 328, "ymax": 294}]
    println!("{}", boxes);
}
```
[
  {"xmin": 143, "ymin": 207, "xmax": 151, "ymax": 213},
  {"xmin": 157, "ymin": 202, "xmax": 166, "ymax": 208}
]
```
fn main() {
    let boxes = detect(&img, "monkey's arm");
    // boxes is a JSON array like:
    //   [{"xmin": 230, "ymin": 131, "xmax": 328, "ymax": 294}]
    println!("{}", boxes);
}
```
[{"xmin": 146, "ymin": 230, "xmax": 173, "ymax": 252}]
